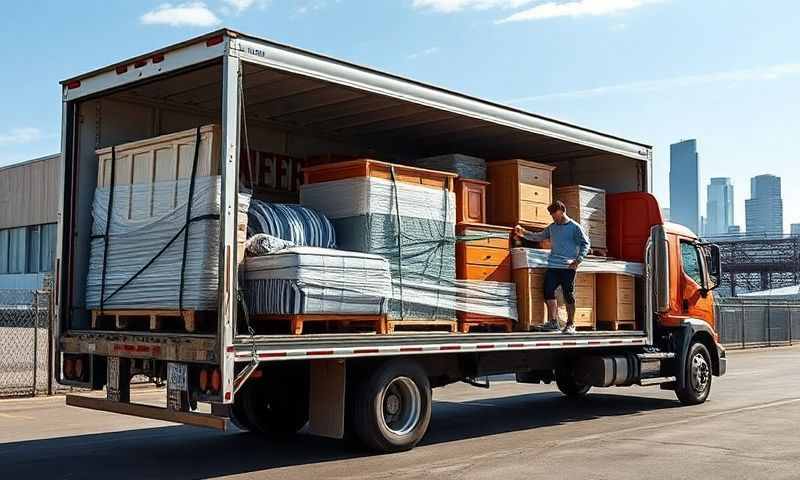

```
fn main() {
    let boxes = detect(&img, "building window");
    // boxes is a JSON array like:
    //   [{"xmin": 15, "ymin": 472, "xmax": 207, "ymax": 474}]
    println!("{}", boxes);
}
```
[{"xmin": 0, "ymin": 223, "xmax": 56, "ymax": 274}]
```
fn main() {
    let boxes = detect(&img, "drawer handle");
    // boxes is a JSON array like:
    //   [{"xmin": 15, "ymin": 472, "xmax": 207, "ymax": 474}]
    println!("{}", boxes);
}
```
[{"xmin": 484, "ymin": 255, "xmax": 492, "ymax": 260}]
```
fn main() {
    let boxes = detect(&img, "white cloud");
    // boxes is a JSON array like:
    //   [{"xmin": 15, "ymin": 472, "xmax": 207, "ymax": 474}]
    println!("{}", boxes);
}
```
[
  {"xmin": 496, "ymin": 0, "xmax": 662, "ymax": 23},
  {"xmin": 412, "ymin": 0, "xmax": 537, "ymax": 13},
  {"xmin": 220, "ymin": 0, "xmax": 269, "ymax": 14},
  {"xmin": 140, "ymin": 2, "xmax": 221, "ymax": 27},
  {"xmin": 408, "ymin": 47, "xmax": 441, "ymax": 60},
  {"xmin": 0, "ymin": 128, "xmax": 44, "ymax": 146},
  {"xmin": 506, "ymin": 63, "xmax": 800, "ymax": 103}
]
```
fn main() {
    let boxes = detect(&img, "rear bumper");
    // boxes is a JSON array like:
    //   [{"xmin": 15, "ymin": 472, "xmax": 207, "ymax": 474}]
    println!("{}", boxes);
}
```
[{"xmin": 66, "ymin": 394, "xmax": 230, "ymax": 430}]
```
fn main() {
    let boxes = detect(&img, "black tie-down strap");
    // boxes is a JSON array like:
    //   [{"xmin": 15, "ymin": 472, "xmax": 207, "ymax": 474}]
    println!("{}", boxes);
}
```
[
  {"xmin": 178, "ymin": 126, "xmax": 203, "ymax": 312},
  {"xmin": 99, "ymin": 146, "xmax": 116, "ymax": 314}
]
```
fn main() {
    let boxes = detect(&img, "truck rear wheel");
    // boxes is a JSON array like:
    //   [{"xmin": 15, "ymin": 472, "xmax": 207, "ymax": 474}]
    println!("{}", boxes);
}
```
[
  {"xmin": 239, "ymin": 371, "xmax": 309, "ymax": 436},
  {"xmin": 555, "ymin": 369, "xmax": 591, "ymax": 398},
  {"xmin": 675, "ymin": 342, "xmax": 712, "ymax": 405},
  {"xmin": 350, "ymin": 359, "xmax": 432, "ymax": 453}
]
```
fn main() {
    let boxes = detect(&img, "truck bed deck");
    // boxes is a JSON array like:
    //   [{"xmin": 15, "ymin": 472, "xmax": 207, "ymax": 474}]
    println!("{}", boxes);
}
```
[{"xmin": 61, "ymin": 329, "xmax": 648, "ymax": 364}]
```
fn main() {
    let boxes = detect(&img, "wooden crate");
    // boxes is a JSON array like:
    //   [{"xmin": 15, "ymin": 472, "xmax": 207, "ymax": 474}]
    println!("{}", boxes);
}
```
[
  {"xmin": 303, "ymin": 159, "xmax": 456, "ymax": 191},
  {"xmin": 96, "ymin": 125, "xmax": 221, "ymax": 191},
  {"xmin": 596, "ymin": 273, "xmax": 636, "ymax": 330},
  {"xmin": 455, "ymin": 178, "xmax": 489, "ymax": 225},
  {"xmin": 252, "ymin": 314, "xmax": 387, "ymax": 335},
  {"xmin": 554, "ymin": 185, "xmax": 607, "ymax": 254},
  {"xmin": 456, "ymin": 224, "xmax": 514, "ymax": 332},
  {"xmin": 487, "ymin": 159, "xmax": 556, "ymax": 228},
  {"xmin": 513, "ymin": 269, "xmax": 595, "ymax": 331}
]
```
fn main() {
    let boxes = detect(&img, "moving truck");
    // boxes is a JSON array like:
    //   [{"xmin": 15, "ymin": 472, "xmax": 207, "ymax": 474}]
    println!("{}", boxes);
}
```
[{"xmin": 57, "ymin": 29, "xmax": 726, "ymax": 452}]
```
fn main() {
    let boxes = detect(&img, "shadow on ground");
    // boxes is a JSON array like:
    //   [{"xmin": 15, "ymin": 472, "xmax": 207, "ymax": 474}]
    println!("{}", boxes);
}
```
[{"xmin": 1, "ymin": 391, "xmax": 679, "ymax": 478}]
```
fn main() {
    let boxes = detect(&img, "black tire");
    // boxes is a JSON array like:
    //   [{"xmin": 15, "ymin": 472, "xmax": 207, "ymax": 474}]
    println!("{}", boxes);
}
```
[
  {"xmin": 240, "ymin": 371, "xmax": 309, "ymax": 436},
  {"xmin": 350, "ymin": 359, "xmax": 432, "ymax": 453},
  {"xmin": 555, "ymin": 369, "xmax": 591, "ymax": 398},
  {"xmin": 676, "ymin": 342, "xmax": 712, "ymax": 405},
  {"xmin": 230, "ymin": 384, "xmax": 257, "ymax": 432}
]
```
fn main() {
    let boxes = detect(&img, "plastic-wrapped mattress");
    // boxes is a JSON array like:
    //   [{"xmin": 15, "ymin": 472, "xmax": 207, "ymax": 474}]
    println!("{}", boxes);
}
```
[
  {"xmin": 300, "ymin": 176, "xmax": 457, "ymax": 321},
  {"xmin": 242, "ymin": 246, "xmax": 391, "ymax": 315}
]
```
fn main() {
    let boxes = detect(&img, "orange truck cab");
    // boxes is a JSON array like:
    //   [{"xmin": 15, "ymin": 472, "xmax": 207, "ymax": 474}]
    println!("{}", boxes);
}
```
[{"xmin": 608, "ymin": 193, "xmax": 727, "ymax": 404}]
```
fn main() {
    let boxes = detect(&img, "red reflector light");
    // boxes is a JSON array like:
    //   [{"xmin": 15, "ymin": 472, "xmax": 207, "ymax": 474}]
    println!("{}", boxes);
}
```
[
  {"xmin": 134, "ymin": 59, "xmax": 147, "ymax": 68},
  {"xmin": 211, "ymin": 369, "xmax": 221, "ymax": 392},
  {"xmin": 74, "ymin": 358, "xmax": 84, "ymax": 379},
  {"xmin": 206, "ymin": 35, "xmax": 224, "ymax": 47},
  {"xmin": 66, "ymin": 80, "xmax": 81, "ymax": 90},
  {"xmin": 198, "ymin": 369, "xmax": 209, "ymax": 392},
  {"xmin": 63, "ymin": 358, "xmax": 75, "ymax": 379},
  {"xmin": 152, "ymin": 54, "xmax": 164, "ymax": 64},
  {"xmin": 115, "ymin": 65, "xmax": 128, "ymax": 74}
]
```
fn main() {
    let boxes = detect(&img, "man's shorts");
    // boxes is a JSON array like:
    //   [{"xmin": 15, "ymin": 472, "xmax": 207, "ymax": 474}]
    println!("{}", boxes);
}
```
[{"xmin": 543, "ymin": 268, "xmax": 577, "ymax": 305}]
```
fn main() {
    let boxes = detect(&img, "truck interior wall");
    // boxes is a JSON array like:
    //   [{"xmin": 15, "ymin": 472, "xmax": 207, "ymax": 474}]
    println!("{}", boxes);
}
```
[
  {"xmin": 67, "ymin": 89, "xmax": 220, "ymax": 330},
  {"xmin": 550, "ymin": 154, "xmax": 646, "ymax": 194}
]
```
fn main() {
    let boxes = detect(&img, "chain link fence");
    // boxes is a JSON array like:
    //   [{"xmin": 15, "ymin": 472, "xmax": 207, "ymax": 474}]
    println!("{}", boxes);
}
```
[
  {"xmin": 0, "ymin": 286, "xmax": 54, "ymax": 397},
  {"xmin": 716, "ymin": 297, "xmax": 800, "ymax": 348}
]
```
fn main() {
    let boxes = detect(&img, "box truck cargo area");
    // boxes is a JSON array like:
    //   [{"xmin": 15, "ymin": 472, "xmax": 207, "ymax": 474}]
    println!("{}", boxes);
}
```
[{"xmin": 57, "ymin": 30, "xmax": 724, "ymax": 453}]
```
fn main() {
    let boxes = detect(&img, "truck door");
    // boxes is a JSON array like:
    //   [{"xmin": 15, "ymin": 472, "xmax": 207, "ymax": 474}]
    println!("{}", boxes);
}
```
[{"xmin": 663, "ymin": 238, "xmax": 716, "ymax": 329}]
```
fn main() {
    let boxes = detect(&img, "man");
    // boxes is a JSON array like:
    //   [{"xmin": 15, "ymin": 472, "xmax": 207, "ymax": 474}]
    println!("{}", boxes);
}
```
[{"xmin": 514, "ymin": 201, "xmax": 590, "ymax": 334}]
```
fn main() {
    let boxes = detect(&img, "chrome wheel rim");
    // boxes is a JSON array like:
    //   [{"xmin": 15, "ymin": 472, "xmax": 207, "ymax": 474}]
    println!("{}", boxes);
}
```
[
  {"xmin": 690, "ymin": 352, "xmax": 710, "ymax": 393},
  {"xmin": 380, "ymin": 376, "xmax": 421, "ymax": 436}
]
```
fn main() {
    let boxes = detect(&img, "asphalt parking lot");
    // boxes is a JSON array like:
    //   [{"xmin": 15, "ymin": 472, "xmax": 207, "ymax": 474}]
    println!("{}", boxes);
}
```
[{"xmin": 0, "ymin": 346, "xmax": 798, "ymax": 479}]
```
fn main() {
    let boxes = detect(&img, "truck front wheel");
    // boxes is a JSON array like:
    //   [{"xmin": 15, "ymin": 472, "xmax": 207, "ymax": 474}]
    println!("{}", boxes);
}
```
[
  {"xmin": 675, "ymin": 342, "xmax": 712, "ymax": 405},
  {"xmin": 350, "ymin": 359, "xmax": 432, "ymax": 452}
]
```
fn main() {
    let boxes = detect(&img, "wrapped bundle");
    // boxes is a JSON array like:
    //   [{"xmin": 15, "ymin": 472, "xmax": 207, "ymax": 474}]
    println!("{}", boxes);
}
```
[
  {"xmin": 86, "ymin": 176, "xmax": 250, "ymax": 310},
  {"xmin": 247, "ymin": 199, "xmax": 336, "ymax": 248}
]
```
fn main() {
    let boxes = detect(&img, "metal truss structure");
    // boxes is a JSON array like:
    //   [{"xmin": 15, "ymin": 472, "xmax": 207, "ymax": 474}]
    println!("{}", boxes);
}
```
[{"xmin": 710, "ymin": 234, "xmax": 800, "ymax": 296}]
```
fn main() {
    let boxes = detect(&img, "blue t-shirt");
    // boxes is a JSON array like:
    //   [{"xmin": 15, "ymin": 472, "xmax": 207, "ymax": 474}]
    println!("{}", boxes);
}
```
[{"xmin": 523, "ymin": 217, "xmax": 591, "ymax": 268}]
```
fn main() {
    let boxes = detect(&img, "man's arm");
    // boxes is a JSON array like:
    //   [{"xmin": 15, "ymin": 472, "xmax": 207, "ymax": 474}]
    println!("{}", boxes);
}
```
[
  {"xmin": 574, "ymin": 223, "xmax": 590, "ymax": 262},
  {"xmin": 517, "ymin": 225, "xmax": 550, "ymax": 242}
]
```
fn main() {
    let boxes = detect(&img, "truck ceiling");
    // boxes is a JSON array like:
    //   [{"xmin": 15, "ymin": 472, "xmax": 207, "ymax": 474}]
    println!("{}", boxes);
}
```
[{"xmin": 60, "ymin": 29, "xmax": 652, "ymax": 164}]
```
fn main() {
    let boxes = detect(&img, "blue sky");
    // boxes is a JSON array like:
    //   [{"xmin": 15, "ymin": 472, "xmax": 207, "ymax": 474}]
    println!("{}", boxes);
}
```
[{"xmin": 1, "ymin": 0, "xmax": 798, "ymax": 231}]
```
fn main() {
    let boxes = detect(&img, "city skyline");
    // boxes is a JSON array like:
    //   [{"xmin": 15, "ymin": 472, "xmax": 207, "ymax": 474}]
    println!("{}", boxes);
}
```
[{"xmin": 746, "ymin": 174, "xmax": 783, "ymax": 235}]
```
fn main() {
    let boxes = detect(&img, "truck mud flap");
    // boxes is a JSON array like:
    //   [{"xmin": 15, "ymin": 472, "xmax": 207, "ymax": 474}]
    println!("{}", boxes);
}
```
[{"xmin": 65, "ymin": 394, "xmax": 230, "ymax": 431}]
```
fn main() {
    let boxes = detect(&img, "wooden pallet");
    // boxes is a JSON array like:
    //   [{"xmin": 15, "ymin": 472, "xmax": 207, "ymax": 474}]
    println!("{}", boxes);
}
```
[
  {"xmin": 386, "ymin": 320, "xmax": 457, "ymax": 334},
  {"xmin": 91, "ymin": 309, "xmax": 201, "ymax": 333},
  {"xmin": 458, "ymin": 317, "xmax": 513, "ymax": 333},
  {"xmin": 598, "ymin": 320, "xmax": 636, "ymax": 331},
  {"xmin": 253, "ymin": 314, "xmax": 387, "ymax": 335}
]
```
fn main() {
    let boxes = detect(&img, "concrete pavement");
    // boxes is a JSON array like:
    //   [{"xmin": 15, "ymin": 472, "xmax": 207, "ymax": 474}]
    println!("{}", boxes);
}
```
[{"xmin": 0, "ymin": 346, "xmax": 798, "ymax": 479}]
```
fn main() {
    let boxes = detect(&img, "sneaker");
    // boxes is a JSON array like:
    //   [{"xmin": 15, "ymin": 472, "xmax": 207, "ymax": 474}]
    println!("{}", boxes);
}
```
[
  {"xmin": 544, "ymin": 320, "xmax": 560, "ymax": 331},
  {"xmin": 562, "ymin": 324, "xmax": 577, "ymax": 335}
]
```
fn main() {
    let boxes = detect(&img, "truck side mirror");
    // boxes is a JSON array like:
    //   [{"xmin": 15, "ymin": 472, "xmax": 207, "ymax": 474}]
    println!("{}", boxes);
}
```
[{"xmin": 701, "ymin": 243, "xmax": 721, "ymax": 291}]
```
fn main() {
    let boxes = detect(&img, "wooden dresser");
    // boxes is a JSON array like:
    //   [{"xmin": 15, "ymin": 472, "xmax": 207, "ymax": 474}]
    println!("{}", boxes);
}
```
[
  {"xmin": 596, "ymin": 273, "xmax": 636, "ymax": 330},
  {"xmin": 456, "ymin": 224, "xmax": 514, "ymax": 332},
  {"xmin": 487, "ymin": 159, "xmax": 556, "ymax": 228},
  {"xmin": 513, "ymin": 269, "xmax": 596, "ymax": 331},
  {"xmin": 554, "ymin": 185, "xmax": 607, "ymax": 255},
  {"xmin": 455, "ymin": 178, "xmax": 489, "ymax": 225}
]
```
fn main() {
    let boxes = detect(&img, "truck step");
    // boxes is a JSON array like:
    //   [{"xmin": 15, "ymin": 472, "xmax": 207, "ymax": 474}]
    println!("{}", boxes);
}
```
[
  {"xmin": 638, "ymin": 376, "xmax": 676, "ymax": 386},
  {"xmin": 637, "ymin": 352, "xmax": 675, "ymax": 360}
]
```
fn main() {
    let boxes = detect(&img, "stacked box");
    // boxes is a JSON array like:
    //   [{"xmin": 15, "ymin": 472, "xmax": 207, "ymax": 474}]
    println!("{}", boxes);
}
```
[{"xmin": 301, "ymin": 160, "xmax": 458, "ymax": 322}]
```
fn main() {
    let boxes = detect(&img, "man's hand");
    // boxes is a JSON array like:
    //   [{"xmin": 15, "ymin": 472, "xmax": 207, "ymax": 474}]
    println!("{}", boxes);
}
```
[
  {"xmin": 513, "ymin": 225, "xmax": 527, "ymax": 239},
  {"xmin": 568, "ymin": 260, "xmax": 580, "ymax": 270}
]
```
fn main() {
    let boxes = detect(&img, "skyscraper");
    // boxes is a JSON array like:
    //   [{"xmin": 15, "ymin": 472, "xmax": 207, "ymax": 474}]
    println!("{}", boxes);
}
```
[
  {"xmin": 745, "ymin": 174, "xmax": 783, "ymax": 235},
  {"xmin": 706, "ymin": 177, "xmax": 734, "ymax": 236},
  {"xmin": 669, "ymin": 139, "xmax": 700, "ymax": 233},
  {"xmin": 791, "ymin": 224, "xmax": 800, "ymax": 236}
]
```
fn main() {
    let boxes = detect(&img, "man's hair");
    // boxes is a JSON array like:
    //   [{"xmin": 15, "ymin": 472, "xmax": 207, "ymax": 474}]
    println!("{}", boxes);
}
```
[{"xmin": 547, "ymin": 200, "xmax": 566, "ymax": 214}]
